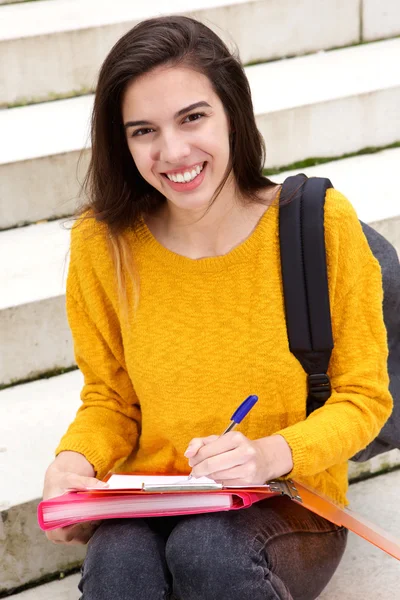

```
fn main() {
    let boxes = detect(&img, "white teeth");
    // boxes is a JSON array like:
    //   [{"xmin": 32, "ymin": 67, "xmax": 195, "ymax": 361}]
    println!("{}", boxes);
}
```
[{"xmin": 166, "ymin": 163, "xmax": 204, "ymax": 183}]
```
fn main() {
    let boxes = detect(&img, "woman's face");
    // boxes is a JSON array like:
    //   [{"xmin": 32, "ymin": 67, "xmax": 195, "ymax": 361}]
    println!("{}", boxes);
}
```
[{"xmin": 122, "ymin": 65, "xmax": 233, "ymax": 215}]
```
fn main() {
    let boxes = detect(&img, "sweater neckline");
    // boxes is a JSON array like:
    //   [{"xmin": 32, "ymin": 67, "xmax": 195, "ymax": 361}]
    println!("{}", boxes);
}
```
[{"xmin": 134, "ymin": 202, "xmax": 277, "ymax": 272}]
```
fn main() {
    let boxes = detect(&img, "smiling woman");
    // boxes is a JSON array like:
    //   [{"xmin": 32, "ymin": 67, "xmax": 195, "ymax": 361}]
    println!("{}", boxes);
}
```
[
  {"xmin": 122, "ymin": 66, "xmax": 234, "ymax": 215},
  {"xmin": 42, "ymin": 14, "xmax": 392, "ymax": 600}
]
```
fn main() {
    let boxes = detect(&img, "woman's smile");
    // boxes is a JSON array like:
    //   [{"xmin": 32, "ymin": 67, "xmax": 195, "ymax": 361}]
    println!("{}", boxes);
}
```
[{"xmin": 161, "ymin": 161, "xmax": 207, "ymax": 192}]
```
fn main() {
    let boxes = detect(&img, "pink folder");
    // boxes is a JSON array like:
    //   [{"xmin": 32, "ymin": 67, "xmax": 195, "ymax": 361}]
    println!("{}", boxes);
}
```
[
  {"xmin": 38, "ymin": 489, "xmax": 271, "ymax": 530},
  {"xmin": 37, "ymin": 475, "xmax": 400, "ymax": 561}
]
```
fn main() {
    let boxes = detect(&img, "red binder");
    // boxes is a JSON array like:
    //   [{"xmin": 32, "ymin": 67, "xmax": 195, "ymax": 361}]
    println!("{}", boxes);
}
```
[{"xmin": 38, "ymin": 476, "xmax": 400, "ymax": 561}]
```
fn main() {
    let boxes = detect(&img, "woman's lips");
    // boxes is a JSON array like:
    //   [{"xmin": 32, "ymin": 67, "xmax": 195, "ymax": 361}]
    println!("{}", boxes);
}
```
[{"xmin": 162, "ymin": 162, "xmax": 207, "ymax": 192}]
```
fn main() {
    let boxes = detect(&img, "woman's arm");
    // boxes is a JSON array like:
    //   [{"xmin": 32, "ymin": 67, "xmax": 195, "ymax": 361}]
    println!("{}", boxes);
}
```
[
  {"xmin": 56, "ymin": 292, "xmax": 140, "ymax": 478},
  {"xmin": 275, "ymin": 190, "xmax": 393, "ymax": 478},
  {"xmin": 186, "ymin": 191, "xmax": 393, "ymax": 485},
  {"xmin": 55, "ymin": 221, "xmax": 141, "ymax": 479}
]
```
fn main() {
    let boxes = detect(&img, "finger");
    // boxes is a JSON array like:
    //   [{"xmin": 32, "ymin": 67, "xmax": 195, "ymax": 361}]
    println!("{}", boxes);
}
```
[
  {"xmin": 206, "ymin": 463, "xmax": 260, "ymax": 485},
  {"xmin": 189, "ymin": 431, "xmax": 248, "ymax": 467},
  {"xmin": 184, "ymin": 435, "xmax": 219, "ymax": 458},
  {"xmin": 46, "ymin": 523, "xmax": 83, "ymax": 544},
  {"xmin": 48, "ymin": 522, "xmax": 99, "ymax": 545},
  {"xmin": 63, "ymin": 473, "xmax": 109, "ymax": 491},
  {"xmin": 191, "ymin": 446, "xmax": 250, "ymax": 478},
  {"xmin": 65, "ymin": 522, "xmax": 99, "ymax": 545}
]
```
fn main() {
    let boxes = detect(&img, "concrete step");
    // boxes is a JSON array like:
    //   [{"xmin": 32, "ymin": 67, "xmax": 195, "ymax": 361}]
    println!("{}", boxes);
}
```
[
  {"xmin": 5, "ymin": 467, "xmax": 400, "ymax": 598},
  {"xmin": 363, "ymin": 0, "xmax": 400, "ymax": 42},
  {"xmin": 0, "ymin": 219, "xmax": 73, "ymax": 385},
  {"xmin": 0, "ymin": 371, "xmax": 86, "ymax": 595},
  {"xmin": 2, "ymin": 38, "xmax": 400, "ymax": 230},
  {"xmin": 0, "ymin": 0, "xmax": 362, "ymax": 106},
  {"xmin": 1, "ymin": 147, "xmax": 400, "ymax": 385}
]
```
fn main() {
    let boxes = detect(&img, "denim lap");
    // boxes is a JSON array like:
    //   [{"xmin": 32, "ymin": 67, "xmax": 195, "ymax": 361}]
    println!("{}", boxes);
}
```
[
  {"xmin": 78, "ymin": 518, "xmax": 172, "ymax": 600},
  {"xmin": 166, "ymin": 497, "xmax": 347, "ymax": 600},
  {"xmin": 78, "ymin": 498, "xmax": 347, "ymax": 600}
]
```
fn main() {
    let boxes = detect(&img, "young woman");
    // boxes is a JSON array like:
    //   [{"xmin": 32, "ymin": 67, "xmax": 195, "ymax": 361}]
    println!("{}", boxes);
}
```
[{"xmin": 43, "ymin": 16, "xmax": 392, "ymax": 600}]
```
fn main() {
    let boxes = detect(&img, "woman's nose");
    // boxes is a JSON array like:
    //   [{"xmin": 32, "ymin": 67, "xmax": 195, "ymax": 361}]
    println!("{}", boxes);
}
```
[{"xmin": 155, "ymin": 131, "xmax": 191, "ymax": 164}]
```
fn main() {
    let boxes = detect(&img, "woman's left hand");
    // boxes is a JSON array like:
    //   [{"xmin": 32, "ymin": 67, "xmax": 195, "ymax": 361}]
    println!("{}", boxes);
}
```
[{"xmin": 184, "ymin": 432, "xmax": 293, "ymax": 485}]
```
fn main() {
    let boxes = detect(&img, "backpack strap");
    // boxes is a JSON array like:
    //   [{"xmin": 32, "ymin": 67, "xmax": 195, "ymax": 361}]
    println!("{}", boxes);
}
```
[{"xmin": 279, "ymin": 175, "xmax": 334, "ymax": 416}]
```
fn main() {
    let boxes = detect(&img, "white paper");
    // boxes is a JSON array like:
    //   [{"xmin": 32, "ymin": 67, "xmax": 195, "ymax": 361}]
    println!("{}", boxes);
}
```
[{"xmin": 88, "ymin": 474, "xmax": 219, "ymax": 491}]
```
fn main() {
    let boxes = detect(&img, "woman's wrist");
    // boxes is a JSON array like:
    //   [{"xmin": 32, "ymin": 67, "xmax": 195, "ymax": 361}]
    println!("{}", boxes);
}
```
[
  {"xmin": 49, "ymin": 450, "xmax": 96, "ymax": 477},
  {"xmin": 254, "ymin": 434, "xmax": 294, "ymax": 480}
]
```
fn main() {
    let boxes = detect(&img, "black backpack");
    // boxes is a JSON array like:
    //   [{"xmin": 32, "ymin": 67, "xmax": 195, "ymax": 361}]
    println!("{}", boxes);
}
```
[{"xmin": 279, "ymin": 174, "xmax": 400, "ymax": 462}]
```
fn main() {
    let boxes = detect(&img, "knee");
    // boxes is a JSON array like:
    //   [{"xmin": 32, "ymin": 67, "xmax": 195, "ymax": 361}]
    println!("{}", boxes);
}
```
[
  {"xmin": 166, "ymin": 514, "xmax": 250, "ymax": 582},
  {"xmin": 80, "ymin": 519, "xmax": 169, "ymax": 599},
  {"xmin": 83, "ymin": 519, "xmax": 133, "ymax": 574}
]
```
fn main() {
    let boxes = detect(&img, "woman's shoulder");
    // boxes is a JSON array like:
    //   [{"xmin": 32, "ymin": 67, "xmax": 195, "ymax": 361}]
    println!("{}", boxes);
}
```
[
  {"xmin": 68, "ymin": 210, "xmax": 111, "ymax": 264},
  {"xmin": 66, "ymin": 211, "xmax": 120, "ymax": 306},
  {"xmin": 324, "ymin": 187, "xmax": 359, "ymax": 225},
  {"xmin": 67, "ymin": 211, "xmax": 115, "ymax": 288},
  {"xmin": 323, "ymin": 187, "xmax": 370, "ymax": 257},
  {"xmin": 323, "ymin": 187, "xmax": 380, "ymax": 294}
]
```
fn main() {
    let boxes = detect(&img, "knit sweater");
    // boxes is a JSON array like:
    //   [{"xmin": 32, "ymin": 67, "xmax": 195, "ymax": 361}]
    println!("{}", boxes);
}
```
[{"xmin": 56, "ymin": 189, "xmax": 393, "ymax": 506}]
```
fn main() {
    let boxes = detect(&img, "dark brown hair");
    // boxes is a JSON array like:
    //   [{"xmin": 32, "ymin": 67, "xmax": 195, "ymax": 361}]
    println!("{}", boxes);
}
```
[{"xmin": 77, "ymin": 15, "xmax": 278, "ymax": 307}]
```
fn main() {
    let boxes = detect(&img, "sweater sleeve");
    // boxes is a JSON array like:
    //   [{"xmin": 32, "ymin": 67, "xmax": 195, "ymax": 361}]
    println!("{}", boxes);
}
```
[
  {"xmin": 55, "ymin": 221, "xmax": 141, "ymax": 479},
  {"xmin": 277, "ymin": 189, "xmax": 393, "ymax": 479}
]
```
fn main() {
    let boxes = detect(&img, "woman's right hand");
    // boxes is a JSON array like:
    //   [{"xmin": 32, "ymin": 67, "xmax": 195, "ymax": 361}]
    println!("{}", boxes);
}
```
[{"xmin": 43, "ymin": 451, "xmax": 108, "ymax": 545}]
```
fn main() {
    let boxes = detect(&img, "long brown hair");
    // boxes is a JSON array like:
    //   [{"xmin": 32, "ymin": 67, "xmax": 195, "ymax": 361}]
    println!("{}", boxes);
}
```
[{"xmin": 77, "ymin": 15, "xmax": 277, "ymax": 309}]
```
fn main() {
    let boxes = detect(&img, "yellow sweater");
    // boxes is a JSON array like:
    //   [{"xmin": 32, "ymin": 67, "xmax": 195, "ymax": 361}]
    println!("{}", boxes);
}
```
[{"xmin": 57, "ymin": 189, "xmax": 392, "ymax": 506}]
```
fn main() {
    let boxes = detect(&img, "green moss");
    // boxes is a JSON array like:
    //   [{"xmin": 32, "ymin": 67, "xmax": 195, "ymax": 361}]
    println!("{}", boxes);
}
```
[
  {"xmin": 263, "ymin": 141, "xmax": 400, "ymax": 176},
  {"xmin": 1, "ymin": 0, "xmax": 51, "ymax": 6},
  {"xmin": 2, "ymin": 87, "xmax": 94, "ymax": 110},
  {"xmin": 0, "ymin": 565, "xmax": 82, "ymax": 598},
  {"xmin": 349, "ymin": 462, "xmax": 400, "ymax": 485},
  {"xmin": 0, "ymin": 366, "xmax": 78, "ymax": 392},
  {"xmin": 0, "ymin": 213, "xmax": 74, "ymax": 233},
  {"xmin": 244, "ymin": 35, "xmax": 400, "ymax": 68}
]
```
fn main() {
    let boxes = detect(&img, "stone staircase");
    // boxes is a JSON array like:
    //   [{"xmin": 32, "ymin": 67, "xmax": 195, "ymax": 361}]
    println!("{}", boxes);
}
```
[{"xmin": 1, "ymin": 0, "xmax": 400, "ymax": 597}]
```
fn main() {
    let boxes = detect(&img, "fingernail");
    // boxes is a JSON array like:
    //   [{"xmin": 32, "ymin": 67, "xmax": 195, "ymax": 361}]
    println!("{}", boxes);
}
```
[
  {"xmin": 96, "ymin": 481, "xmax": 109, "ymax": 487},
  {"xmin": 184, "ymin": 448, "xmax": 196, "ymax": 457}
]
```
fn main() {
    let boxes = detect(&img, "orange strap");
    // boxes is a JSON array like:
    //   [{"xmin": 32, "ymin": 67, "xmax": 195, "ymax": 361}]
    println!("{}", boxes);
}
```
[{"xmin": 290, "ymin": 480, "xmax": 400, "ymax": 561}]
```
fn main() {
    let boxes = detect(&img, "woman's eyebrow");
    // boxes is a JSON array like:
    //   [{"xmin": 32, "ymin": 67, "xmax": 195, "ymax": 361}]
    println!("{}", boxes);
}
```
[{"xmin": 124, "ymin": 101, "xmax": 212, "ymax": 129}]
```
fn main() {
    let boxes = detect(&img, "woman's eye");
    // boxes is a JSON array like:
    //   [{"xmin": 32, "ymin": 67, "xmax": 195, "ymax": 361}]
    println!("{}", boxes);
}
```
[
  {"xmin": 131, "ymin": 128, "xmax": 154, "ymax": 137},
  {"xmin": 130, "ymin": 113, "xmax": 205, "ymax": 137},
  {"xmin": 184, "ymin": 112, "xmax": 205, "ymax": 123}
]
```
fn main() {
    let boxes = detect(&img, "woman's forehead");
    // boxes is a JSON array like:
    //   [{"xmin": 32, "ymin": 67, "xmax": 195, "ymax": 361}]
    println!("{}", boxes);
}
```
[{"xmin": 122, "ymin": 66, "xmax": 216, "ymax": 114}]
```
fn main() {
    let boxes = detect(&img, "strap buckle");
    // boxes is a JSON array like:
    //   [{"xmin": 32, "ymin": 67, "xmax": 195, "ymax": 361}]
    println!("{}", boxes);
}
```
[{"xmin": 307, "ymin": 373, "xmax": 331, "ymax": 402}]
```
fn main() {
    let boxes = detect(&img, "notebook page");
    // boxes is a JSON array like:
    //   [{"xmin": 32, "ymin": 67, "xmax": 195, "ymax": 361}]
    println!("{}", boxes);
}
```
[{"xmin": 93, "ymin": 474, "xmax": 220, "ymax": 490}]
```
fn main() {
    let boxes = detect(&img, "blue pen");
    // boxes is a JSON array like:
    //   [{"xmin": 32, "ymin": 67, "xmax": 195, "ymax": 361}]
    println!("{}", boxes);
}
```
[{"xmin": 187, "ymin": 395, "xmax": 259, "ymax": 480}]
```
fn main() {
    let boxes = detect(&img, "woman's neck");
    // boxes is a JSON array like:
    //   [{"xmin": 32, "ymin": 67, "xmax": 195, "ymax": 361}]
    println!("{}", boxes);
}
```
[{"xmin": 145, "ymin": 184, "xmax": 279, "ymax": 260}]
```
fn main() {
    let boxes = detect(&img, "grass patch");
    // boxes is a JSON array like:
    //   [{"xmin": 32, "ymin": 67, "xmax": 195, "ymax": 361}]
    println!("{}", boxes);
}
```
[
  {"xmin": 263, "ymin": 141, "xmax": 400, "ymax": 176},
  {"xmin": 349, "ymin": 462, "xmax": 400, "ymax": 485},
  {"xmin": 1, "ymin": 87, "xmax": 94, "ymax": 110},
  {"xmin": 0, "ymin": 0, "xmax": 50, "ymax": 5},
  {"xmin": 0, "ymin": 565, "xmax": 82, "ymax": 599},
  {"xmin": 0, "ymin": 366, "xmax": 78, "ymax": 392},
  {"xmin": 0, "ymin": 212, "xmax": 75, "ymax": 233},
  {"xmin": 244, "ymin": 35, "xmax": 400, "ymax": 68}
]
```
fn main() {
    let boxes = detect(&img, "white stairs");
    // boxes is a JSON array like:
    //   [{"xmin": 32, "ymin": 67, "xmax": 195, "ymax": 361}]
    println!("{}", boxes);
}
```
[{"xmin": 1, "ymin": 0, "xmax": 399, "ymax": 597}]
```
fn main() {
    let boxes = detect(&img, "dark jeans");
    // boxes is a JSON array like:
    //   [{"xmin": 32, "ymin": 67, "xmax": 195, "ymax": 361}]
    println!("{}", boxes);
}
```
[{"xmin": 78, "ymin": 497, "xmax": 347, "ymax": 600}]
